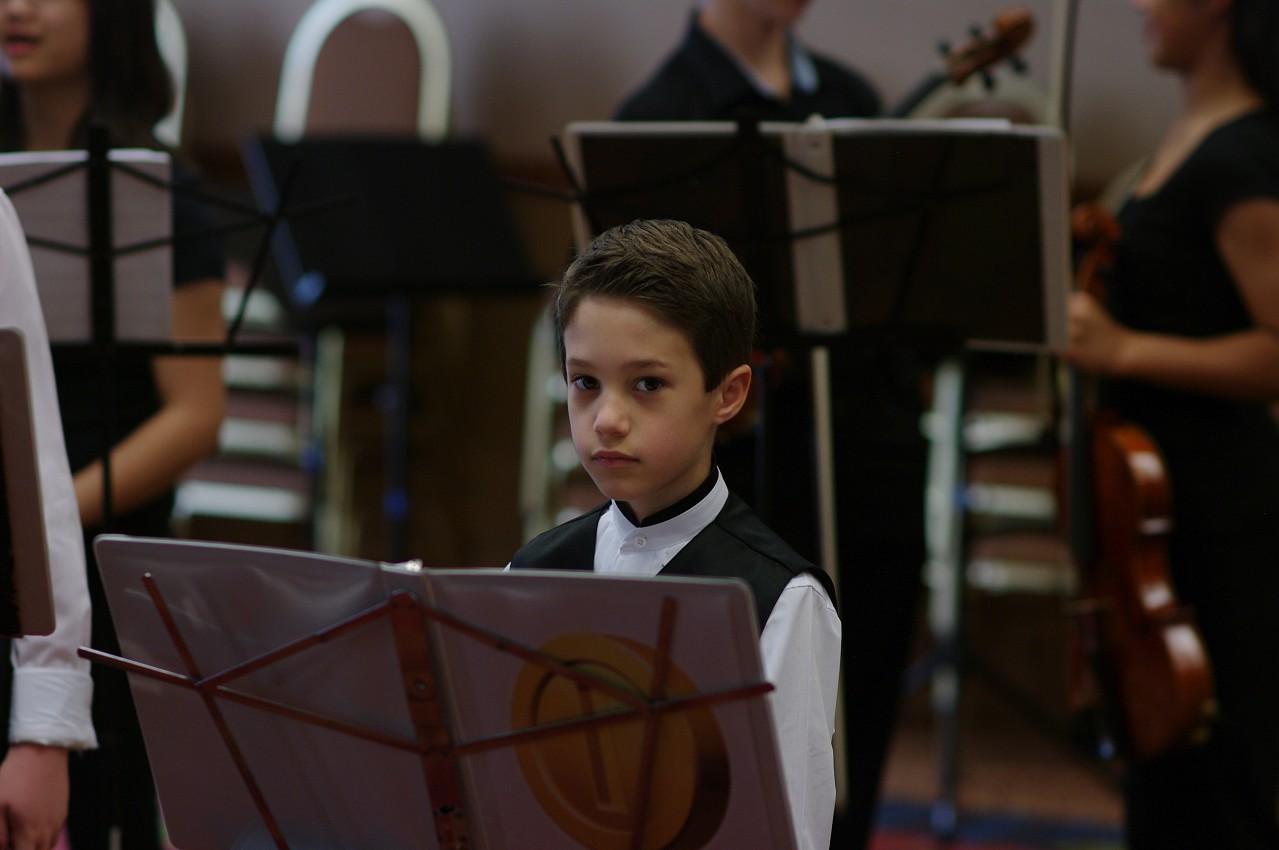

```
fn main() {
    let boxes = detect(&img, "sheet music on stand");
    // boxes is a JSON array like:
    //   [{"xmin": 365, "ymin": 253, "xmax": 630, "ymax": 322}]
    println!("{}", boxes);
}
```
[
  {"xmin": 562, "ymin": 118, "xmax": 1070, "ymax": 352},
  {"xmin": 0, "ymin": 149, "xmax": 173, "ymax": 344},
  {"xmin": 89, "ymin": 535, "xmax": 797, "ymax": 850}
]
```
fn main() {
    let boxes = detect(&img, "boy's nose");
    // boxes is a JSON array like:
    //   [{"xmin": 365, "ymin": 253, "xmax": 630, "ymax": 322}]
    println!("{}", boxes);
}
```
[{"xmin": 594, "ymin": 392, "xmax": 630, "ymax": 436}]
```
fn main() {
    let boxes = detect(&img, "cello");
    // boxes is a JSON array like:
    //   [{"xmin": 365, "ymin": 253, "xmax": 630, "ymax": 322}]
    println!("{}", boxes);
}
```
[{"xmin": 1065, "ymin": 203, "xmax": 1216, "ymax": 760}]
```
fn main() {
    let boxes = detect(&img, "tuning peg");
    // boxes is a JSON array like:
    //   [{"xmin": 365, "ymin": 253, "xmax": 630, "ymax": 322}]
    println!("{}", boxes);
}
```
[
  {"xmin": 937, "ymin": 39, "xmax": 951, "ymax": 56},
  {"xmin": 1010, "ymin": 56, "xmax": 1027, "ymax": 75},
  {"xmin": 980, "ymin": 69, "xmax": 994, "ymax": 91},
  {"xmin": 969, "ymin": 24, "xmax": 982, "ymax": 38}
]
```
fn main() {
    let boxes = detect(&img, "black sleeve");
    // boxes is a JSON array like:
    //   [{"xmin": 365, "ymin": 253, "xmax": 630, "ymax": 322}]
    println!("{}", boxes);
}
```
[
  {"xmin": 170, "ymin": 159, "xmax": 226, "ymax": 286},
  {"xmin": 614, "ymin": 56, "xmax": 710, "ymax": 121},
  {"xmin": 1194, "ymin": 113, "xmax": 1279, "ymax": 227}
]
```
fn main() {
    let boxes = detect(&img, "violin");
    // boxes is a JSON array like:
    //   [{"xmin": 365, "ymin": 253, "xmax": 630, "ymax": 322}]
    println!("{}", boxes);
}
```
[
  {"xmin": 1065, "ymin": 203, "xmax": 1216, "ymax": 760},
  {"xmin": 890, "ymin": 7, "xmax": 1036, "ymax": 118}
]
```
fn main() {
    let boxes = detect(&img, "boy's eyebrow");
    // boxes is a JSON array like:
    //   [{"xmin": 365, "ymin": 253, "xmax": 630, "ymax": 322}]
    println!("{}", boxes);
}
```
[{"xmin": 565, "ymin": 356, "xmax": 673, "ymax": 371}]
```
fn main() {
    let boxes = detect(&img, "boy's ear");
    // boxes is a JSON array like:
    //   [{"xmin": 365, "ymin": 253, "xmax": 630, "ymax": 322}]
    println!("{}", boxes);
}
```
[{"xmin": 712, "ymin": 364, "xmax": 752, "ymax": 425}]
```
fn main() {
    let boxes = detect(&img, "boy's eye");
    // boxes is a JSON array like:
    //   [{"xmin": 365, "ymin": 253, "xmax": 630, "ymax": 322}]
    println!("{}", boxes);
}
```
[
  {"xmin": 635, "ymin": 376, "xmax": 664, "ymax": 393},
  {"xmin": 569, "ymin": 375, "xmax": 598, "ymax": 391}
]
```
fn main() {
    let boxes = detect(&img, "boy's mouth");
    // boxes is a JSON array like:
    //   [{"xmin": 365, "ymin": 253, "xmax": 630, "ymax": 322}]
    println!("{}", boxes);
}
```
[{"xmin": 592, "ymin": 451, "xmax": 637, "ymax": 468}]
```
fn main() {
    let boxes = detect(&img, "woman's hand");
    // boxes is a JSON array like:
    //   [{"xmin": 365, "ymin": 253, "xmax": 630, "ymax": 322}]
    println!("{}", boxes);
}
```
[{"xmin": 1065, "ymin": 290, "xmax": 1133, "ymax": 377}]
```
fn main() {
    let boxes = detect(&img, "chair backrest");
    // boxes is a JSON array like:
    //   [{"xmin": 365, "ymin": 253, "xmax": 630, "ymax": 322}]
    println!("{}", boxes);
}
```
[
  {"xmin": 274, "ymin": 0, "xmax": 451, "ymax": 142},
  {"xmin": 153, "ymin": 0, "xmax": 187, "ymax": 147}
]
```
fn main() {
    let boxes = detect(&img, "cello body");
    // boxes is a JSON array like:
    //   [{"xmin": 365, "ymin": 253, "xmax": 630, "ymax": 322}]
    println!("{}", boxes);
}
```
[{"xmin": 1067, "ymin": 204, "xmax": 1216, "ymax": 761}]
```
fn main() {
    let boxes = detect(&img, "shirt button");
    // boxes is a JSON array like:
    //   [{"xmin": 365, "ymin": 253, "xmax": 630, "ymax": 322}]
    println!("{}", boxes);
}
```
[{"xmin": 635, "ymin": 536, "xmax": 647, "ymax": 548}]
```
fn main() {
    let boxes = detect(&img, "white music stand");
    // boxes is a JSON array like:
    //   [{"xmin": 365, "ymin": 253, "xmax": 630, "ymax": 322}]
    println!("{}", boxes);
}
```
[{"xmin": 87, "ymin": 535, "xmax": 797, "ymax": 850}]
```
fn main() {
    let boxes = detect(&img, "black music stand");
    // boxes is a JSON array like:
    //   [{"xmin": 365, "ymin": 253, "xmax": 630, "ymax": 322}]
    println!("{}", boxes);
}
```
[
  {"xmin": 240, "ymin": 135, "xmax": 541, "ymax": 560},
  {"xmin": 0, "ymin": 128, "xmax": 303, "ymax": 531},
  {"xmin": 561, "ymin": 116, "xmax": 1068, "ymax": 546},
  {"xmin": 562, "ymin": 118, "xmax": 1069, "ymax": 352},
  {"xmin": 87, "ymin": 534, "xmax": 796, "ymax": 850},
  {"xmin": 241, "ymin": 136, "xmax": 537, "ymax": 310}
]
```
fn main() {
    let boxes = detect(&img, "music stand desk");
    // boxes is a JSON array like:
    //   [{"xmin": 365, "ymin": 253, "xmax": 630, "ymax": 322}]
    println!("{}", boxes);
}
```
[
  {"xmin": 90, "ymin": 535, "xmax": 796, "ymax": 850},
  {"xmin": 241, "ymin": 135, "xmax": 540, "ymax": 310},
  {"xmin": 562, "ymin": 117, "xmax": 1070, "ymax": 352}
]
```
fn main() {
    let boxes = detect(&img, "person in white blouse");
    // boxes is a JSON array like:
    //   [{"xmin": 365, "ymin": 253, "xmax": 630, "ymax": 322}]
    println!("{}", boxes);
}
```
[
  {"xmin": 0, "ymin": 188, "xmax": 96, "ymax": 849},
  {"xmin": 509, "ymin": 219, "xmax": 841, "ymax": 850}
]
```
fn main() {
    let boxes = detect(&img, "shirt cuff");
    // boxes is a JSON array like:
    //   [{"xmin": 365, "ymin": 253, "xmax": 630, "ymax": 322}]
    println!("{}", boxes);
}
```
[{"xmin": 10, "ymin": 668, "xmax": 97, "ymax": 750}]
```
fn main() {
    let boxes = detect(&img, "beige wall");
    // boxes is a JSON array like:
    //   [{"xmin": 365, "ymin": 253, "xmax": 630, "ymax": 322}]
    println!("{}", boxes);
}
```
[
  {"xmin": 172, "ymin": 0, "xmax": 1178, "ymax": 564},
  {"xmin": 177, "ymin": 0, "xmax": 1179, "ymax": 191}
]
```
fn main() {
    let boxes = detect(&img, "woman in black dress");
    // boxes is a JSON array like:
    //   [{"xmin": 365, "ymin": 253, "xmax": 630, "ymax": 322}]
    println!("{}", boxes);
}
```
[
  {"xmin": 1066, "ymin": 0, "xmax": 1279, "ymax": 846},
  {"xmin": 0, "ymin": 1, "xmax": 226, "ymax": 846}
]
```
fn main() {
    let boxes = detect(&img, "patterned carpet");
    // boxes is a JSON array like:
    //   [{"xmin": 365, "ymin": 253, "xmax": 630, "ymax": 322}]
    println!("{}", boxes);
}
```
[
  {"xmin": 51, "ymin": 798, "xmax": 1125, "ymax": 849},
  {"xmin": 868, "ymin": 800, "xmax": 1124, "ymax": 850}
]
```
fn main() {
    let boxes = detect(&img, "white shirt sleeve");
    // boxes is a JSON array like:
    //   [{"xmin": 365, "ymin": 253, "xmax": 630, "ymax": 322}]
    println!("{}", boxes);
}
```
[
  {"xmin": 0, "ymin": 190, "xmax": 96, "ymax": 749},
  {"xmin": 759, "ymin": 572, "xmax": 840, "ymax": 850}
]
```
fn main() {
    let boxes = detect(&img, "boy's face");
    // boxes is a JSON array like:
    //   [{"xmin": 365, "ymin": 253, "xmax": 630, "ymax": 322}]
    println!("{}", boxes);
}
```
[{"xmin": 563, "ymin": 295, "xmax": 749, "ymax": 523}]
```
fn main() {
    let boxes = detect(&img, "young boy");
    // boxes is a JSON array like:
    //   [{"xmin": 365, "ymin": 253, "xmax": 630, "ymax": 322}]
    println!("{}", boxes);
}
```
[{"xmin": 509, "ymin": 219, "xmax": 840, "ymax": 850}]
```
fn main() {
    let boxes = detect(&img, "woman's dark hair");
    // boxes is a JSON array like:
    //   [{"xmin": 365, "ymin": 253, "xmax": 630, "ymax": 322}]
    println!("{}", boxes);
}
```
[
  {"xmin": 1233, "ymin": 0, "xmax": 1279, "ymax": 109},
  {"xmin": 85, "ymin": 0, "xmax": 174, "ymax": 147},
  {"xmin": 0, "ymin": 0, "xmax": 173, "ymax": 150}
]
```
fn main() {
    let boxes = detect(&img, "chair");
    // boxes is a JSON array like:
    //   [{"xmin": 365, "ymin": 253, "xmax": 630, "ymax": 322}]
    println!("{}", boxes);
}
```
[
  {"xmin": 153, "ymin": 0, "xmax": 187, "ymax": 147},
  {"xmin": 267, "ymin": 0, "xmax": 453, "ymax": 557},
  {"xmin": 913, "ymin": 349, "xmax": 1073, "ymax": 837},
  {"xmin": 273, "ymin": 0, "xmax": 452, "ymax": 142}
]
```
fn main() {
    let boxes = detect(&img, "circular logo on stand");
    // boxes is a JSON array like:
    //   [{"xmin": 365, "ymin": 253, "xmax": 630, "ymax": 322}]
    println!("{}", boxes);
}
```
[{"xmin": 511, "ymin": 633, "xmax": 730, "ymax": 850}]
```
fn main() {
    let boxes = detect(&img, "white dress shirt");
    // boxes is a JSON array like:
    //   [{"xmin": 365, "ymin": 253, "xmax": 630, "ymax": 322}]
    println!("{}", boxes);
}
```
[
  {"xmin": 593, "ymin": 473, "xmax": 840, "ymax": 850},
  {"xmin": 0, "ymin": 189, "xmax": 96, "ymax": 749}
]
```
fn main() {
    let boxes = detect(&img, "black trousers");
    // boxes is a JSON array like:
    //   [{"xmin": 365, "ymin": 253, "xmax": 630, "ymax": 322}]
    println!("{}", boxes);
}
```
[
  {"xmin": 721, "ymin": 338, "xmax": 929, "ymax": 850},
  {"xmin": 67, "ymin": 500, "xmax": 171, "ymax": 850}
]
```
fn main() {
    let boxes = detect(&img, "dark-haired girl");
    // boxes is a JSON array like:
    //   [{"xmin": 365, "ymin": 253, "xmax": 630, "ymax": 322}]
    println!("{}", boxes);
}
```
[{"xmin": 0, "ymin": 1, "xmax": 226, "ymax": 846}]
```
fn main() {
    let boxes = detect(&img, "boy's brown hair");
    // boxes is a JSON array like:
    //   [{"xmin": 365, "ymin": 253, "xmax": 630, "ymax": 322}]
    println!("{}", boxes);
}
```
[{"xmin": 551, "ymin": 219, "xmax": 757, "ymax": 390}]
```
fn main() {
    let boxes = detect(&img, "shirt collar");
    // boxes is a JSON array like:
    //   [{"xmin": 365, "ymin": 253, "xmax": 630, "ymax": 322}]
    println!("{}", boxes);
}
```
[
  {"xmin": 607, "ymin": 468, "xmax": 728, "ymax": 552},
  {"xmin": 789, "ymin": 35, "xmax": 819, "ymax": 95},
  {"xmin": 616, "ymin": 464, "xmax": 718, "ymax": 527}
]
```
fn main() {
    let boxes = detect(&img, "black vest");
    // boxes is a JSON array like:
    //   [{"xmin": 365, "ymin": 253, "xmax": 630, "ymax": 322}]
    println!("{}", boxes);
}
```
[{"xmin": 509, "ymin": 494, "xmax": 835, "ymax": 631}]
